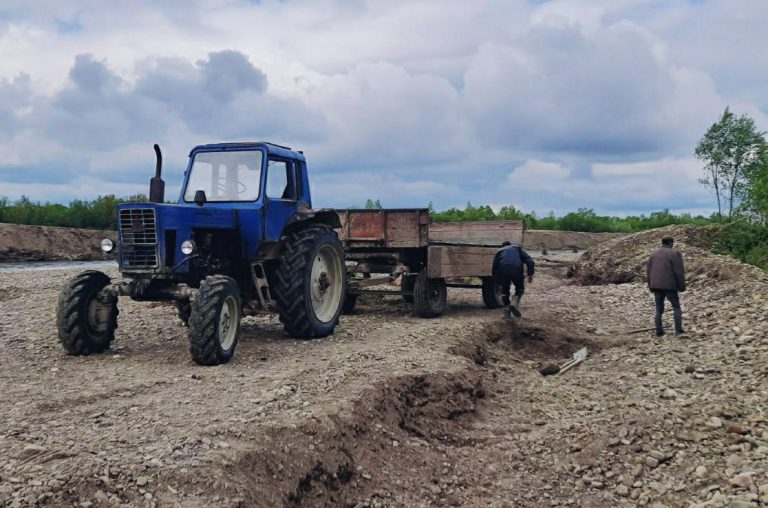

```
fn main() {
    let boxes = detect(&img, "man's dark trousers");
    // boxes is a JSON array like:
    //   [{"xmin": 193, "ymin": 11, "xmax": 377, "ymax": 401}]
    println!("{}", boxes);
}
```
[
  {"xmin": 495, "ymin": 265, "xmax": 525, "ymax": 306},
  {"xmin": 653, "ymin": 290, "xmax": 683, "ymax": 336}
]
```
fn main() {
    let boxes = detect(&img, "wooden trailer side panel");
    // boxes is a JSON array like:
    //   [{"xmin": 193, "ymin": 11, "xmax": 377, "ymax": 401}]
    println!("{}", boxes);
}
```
[
  {"xmin": 428, "ymin": 220, "xmax": 525, "ymax": 246},
  {"xmin": 337, "ymin": 209, "xmax": 429, "ymax": 248},
  {"xmin": 428, "ymin": 245, "xmax": 498, "ymax": 278}
]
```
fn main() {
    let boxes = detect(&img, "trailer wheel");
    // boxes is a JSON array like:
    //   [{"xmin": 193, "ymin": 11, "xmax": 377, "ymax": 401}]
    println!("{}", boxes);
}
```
[
  {"xmin": 413, "ymin": 269, "xmax": 447, "ymax": 318},
  {"xmin": 175, "ymin": 300, "xmax": 191, "ymax": 326},
  {"xmin": 481, "ymin": 277, "xmax": 504, "ymax": 309},
  {"xmin": 56, "ymin": 271, "xmax": 118, "ymax": 355},
  {"xmin": 188, "ymin": 276, "xmax": 241, "ymax": 365},
  {"xmin": 341, "ymin": 294, "xmax": 358, "ymax": 314},
  {"xmin": 274, "ymin": 224, "xmax": 346, "ymax": 338},
  {"xmin": 401, "ymin": 275, "xmax": 415, "ymax": 303}
]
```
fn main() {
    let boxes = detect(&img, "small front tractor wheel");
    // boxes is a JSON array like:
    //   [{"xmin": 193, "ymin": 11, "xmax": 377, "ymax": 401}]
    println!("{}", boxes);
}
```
[
  {"xmin": 56, "ymin": 270, "xmax": 119, "ymax": 355},
  {"xmin": 274, "ymin": 224, "xmax": 346, "ymax": 338},
  {"xmin": 481, "ymin": 277, "xmax": 504, "ymax": 309},
  {"xmin": 188, "ymin": 276, "xmax": 241, "ymax": 366},
  {"xmin": 413, "ymin": 268, "xmax": 447, "ymax": 318}
]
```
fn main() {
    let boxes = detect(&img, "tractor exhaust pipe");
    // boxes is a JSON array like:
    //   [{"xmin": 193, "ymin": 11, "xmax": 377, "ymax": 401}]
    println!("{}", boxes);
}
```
[{"xmin": 149, "ymin": 143, "xmax": 165, "ymax": 203}]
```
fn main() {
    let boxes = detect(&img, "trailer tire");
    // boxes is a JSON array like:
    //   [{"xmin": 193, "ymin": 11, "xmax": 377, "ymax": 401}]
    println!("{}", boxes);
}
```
[
  {"xmin": 413, "ymin": 269, "xmax": 447, "ymax": 318},
  {"xmin": 56, "ymin": 271, "xmax": 118, "ymax": 355},
  {"xmin": 481, "ymin": 277, "xmax": 504, "ymax": 309},
  {"xmin": 188, "ymin": 276, "xmax": 241, "ymax": 366},
  {"xmin": 341, "ymin": 294, "xmax": 358, "ymax": 314},
  {"xmin": 274, "ymin": 224, "xmax": 346, "ymax": 338},
  {"xmin": 401, "ymin": 275, "xmax": 415, "ymax": 303}
]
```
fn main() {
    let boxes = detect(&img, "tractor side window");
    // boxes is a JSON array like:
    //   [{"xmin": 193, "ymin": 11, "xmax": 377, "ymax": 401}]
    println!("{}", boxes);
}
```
[{"xmin": 266, "ymin": 159, "xmax": 296, "ymax": 200}]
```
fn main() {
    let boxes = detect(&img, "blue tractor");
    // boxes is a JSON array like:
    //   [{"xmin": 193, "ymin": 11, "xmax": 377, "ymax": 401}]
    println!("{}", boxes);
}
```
[{"xmin": 56, "ymin": 142, "xmax": 347, "ymax": 365}]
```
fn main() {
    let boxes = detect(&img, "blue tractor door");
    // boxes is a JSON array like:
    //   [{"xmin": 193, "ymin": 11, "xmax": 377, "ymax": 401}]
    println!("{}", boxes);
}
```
[{"xmin": 263, "ymin": 157, "xmax": 303, "ymax": 241}]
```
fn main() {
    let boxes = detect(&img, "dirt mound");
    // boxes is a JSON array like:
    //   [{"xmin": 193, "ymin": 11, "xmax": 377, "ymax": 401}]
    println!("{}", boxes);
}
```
[
  {"xmin": 567, "ymin": 224, "xmax": 763, "ymax": 287},
  {"xmin": 524, "ymin": 230, "xmax": 623, "ymax": 252},
  {"xmin": 0, "ymin": 223, "xmax": 115, "ymax": 262}
]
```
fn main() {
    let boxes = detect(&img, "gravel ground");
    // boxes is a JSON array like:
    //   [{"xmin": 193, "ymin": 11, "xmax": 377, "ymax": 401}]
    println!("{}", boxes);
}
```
[{"xmin": 0, "ymin": 241, "xmax": 767, "ymax": 507}]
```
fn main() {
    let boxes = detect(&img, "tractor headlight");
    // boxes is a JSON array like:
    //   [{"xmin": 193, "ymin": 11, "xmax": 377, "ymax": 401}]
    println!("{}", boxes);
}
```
[
  {"xmin": 181, "ymin": 240, "xmax": 196, "ymax": 256},
  {"xmin": 100, "ymin": 238, "xmax": 114, "ymax": 253}
]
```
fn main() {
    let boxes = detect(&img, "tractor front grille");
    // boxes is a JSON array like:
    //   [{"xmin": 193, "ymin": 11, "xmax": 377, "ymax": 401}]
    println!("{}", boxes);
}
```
[
  {"xmin": 119, "ymin": 208, "xmax": 158, "ymax": 268},
  {"xmin": 120, "ymin": 245, "xmax": 158, "ymax": 268},
  {"xmin": 119, "ymin": 208, "xmax": 157, "ymax": 245}
]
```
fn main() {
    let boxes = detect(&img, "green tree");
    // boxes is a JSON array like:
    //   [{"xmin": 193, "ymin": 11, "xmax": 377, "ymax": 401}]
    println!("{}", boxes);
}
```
[{"xmin": 695, "ymin": 107, "xmax": 768, "ymax": 221}]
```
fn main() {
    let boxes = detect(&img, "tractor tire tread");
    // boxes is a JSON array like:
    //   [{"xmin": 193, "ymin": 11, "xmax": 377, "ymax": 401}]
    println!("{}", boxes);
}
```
[
  {"xmin": 273, "ymin": 224, "xmax": 344, "ymax": 338},
  {"xmin": 188, "ymin": 275, "xmax": 240, "ymax": 365},
  {"xmin": 56, "ymin": 270, "xmax": 118, "ymax": 355}
]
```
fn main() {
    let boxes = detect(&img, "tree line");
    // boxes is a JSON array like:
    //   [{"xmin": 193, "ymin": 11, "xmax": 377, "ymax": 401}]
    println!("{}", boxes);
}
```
[
  {"xmin": 0, "ymin": 194, "xmax": 148, "ymax": 230},
  {"xmin": 1, "ymin": 106, "xmax": 766, "ymax": 267}
]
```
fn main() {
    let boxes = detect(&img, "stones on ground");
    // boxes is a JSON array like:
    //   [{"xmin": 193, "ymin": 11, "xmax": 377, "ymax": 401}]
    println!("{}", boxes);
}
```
[{"xmin": 729, "ymin": 474, "xmax": 754, "ymax": 489}]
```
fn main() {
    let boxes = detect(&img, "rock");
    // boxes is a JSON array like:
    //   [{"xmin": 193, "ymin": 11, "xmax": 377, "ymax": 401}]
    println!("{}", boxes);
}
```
[
  {"xmin": 645, "ymin": 457, "xmax": 660, "ymax": 468},
  {"xmin": 726, "ymin": 424, "xmax": 749, "ymax": 435},
  {"xmin": 729, "ymin": 501, "xmax": 756, "ymax": 508},
  {"xmin": 616, "ymin": 485, "xmax": 629, "ymax": 497},
  {"xmin": 661, "ymin": 389, "xmax": 677, "ymax": 400},
  {"xmin": 707, "ymin": 417, "xmax": 723, "ymax": 429},
  {"xmin": 694, "ymin": 466, "xmax": 707, "ymax": 479},
  {"xmin": 21, "ymin": 444, "xmax": 47, "ymax": 455},
  {"xmin": 726, "ymin": 455, "xmax": 746, "ymax": 469},
  {"xmin": 136, "ymin": 476, "xmax": 149, "ymax": 487},
  {"xmin": 729, "ymin": 473, "xmax": 754, "ymax": 489}
]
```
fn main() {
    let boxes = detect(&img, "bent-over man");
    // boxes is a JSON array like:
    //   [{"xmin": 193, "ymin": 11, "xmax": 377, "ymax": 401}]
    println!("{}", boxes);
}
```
[
  {"xmin": 492, "ymin": 241, "xmax": 535, "ymax": 317},
  {"xmin": 647, "ymin": 236, "xmax": 686, "ymax": 337}
]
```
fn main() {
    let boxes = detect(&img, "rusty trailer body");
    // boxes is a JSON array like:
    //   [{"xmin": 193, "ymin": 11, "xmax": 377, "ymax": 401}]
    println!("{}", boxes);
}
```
[{"xmin": 336, "ymin": 208, "xmax": 526, "ymax": 317}]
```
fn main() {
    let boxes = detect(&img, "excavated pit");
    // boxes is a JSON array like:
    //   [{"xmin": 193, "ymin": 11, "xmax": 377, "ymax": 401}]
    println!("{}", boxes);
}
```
[{"xmin": 173, "ymin": 317, "xmax": 599, "ymax": 507}]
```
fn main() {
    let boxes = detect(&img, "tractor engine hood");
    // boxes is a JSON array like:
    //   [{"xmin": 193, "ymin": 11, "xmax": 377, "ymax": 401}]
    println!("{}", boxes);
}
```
[
  {"xmin": 116, "ymin": 202, "xmax": 238, "ymax": 273},
  {"xmin": 117, "ymin": 202, "xmax": 238, "ymax": 234}
]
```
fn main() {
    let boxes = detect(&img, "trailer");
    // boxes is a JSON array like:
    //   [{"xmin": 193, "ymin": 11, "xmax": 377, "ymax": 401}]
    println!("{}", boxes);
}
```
[{"xmin": 336, "ymin": 209, "xmax": 526, "ymax": 317}]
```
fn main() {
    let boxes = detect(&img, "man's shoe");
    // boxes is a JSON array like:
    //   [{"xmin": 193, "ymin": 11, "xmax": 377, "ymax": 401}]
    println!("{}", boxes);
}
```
[
  {"xmin": 655, "ymin": 331, "xmax": 665, "ymax": 338},
  {"xmin": 509, "ymin": 303, "xmax": 522, "ymax": 318}
]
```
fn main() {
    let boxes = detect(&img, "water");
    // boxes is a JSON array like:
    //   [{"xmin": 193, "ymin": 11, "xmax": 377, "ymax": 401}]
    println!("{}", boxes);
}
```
[{"xmin": 0, "ymin": 260, "xmax": 117, "ymax": 273}]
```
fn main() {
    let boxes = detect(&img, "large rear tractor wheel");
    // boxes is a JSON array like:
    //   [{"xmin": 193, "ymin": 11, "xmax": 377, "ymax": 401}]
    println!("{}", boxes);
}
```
[
  {"xmin": 188, "ymin": 276, "xmax": 241, "ymax": 366},
  {"xmin": 413, "ymin": 269, "xmax": 447, "ymax": 318},
  {"xmin": 274, "ymin": 225, "xmax": 346, "ymax": 338},
  {"xmin": 401, "ymin": 274, "xmax": 416, "ymax": 303},
  {"xmin": 481, "ymin": 277, "xmax": 504, "ymax": 309},
  {"xmin": 56, "ymin": 271, "xmax": 119, "ymax": 355}
]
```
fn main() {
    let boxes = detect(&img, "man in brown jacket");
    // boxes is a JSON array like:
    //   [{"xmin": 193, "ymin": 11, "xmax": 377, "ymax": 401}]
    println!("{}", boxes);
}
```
[{"xmin": 647, "ymin": 237, "xmax": 686, "ymax": 337}]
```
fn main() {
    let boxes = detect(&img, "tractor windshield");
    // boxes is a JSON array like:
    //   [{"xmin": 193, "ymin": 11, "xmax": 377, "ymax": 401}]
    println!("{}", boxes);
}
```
[{"xmin": 184, "ymin": 150, "xmax": 263, "ymax": 202}]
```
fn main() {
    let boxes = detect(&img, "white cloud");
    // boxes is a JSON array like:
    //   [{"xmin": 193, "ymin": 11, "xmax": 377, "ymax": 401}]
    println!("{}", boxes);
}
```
[{"xmin": 0, "ymin": 0, "xmax": 765, "ymax": 215}]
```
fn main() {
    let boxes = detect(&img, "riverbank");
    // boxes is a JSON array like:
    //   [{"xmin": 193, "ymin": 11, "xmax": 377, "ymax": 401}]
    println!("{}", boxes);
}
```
[
  {"xmin": 0, "ymin": 222, "xmax": 617, "ymax": 262},
  {"xmin": 0, "ymin": 223, "xmax": 115, "ymax": 262}
]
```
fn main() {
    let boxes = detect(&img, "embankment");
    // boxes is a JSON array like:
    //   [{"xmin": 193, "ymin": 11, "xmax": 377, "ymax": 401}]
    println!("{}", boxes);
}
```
[
  {"xmin": 523, "ymin": 229, "xmax": 623, "ymax": 251},
  {"xmin": 0, "ymin": 223, "xmax": 115, "ymax": 262},
  {"xmin": 0, "ymin": 223, "xmax": 621, "ymax": 262}
]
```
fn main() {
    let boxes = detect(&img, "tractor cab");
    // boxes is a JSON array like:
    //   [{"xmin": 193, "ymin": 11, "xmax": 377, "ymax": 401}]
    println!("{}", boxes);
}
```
[{"xmin": 116, "ymin": 142, "xmax": 312, "ymax": 276}]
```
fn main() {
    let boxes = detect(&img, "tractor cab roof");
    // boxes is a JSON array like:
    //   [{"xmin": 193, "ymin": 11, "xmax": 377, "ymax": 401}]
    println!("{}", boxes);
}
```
[{"xmin": 189, "ymin": 142, "xmax": 305, "ymax": 161}]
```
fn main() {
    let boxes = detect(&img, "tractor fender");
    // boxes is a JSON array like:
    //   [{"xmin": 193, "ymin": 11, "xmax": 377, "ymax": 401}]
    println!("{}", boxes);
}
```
[{"xmin": 283, "ymin": 207, "xmax": 342, "ymax": 234}]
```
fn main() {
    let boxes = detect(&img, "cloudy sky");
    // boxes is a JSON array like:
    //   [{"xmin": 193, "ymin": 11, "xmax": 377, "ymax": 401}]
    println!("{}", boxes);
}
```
[{"xmin": 0, "ymin": 0, "xmax": 766, "ymax": 215}]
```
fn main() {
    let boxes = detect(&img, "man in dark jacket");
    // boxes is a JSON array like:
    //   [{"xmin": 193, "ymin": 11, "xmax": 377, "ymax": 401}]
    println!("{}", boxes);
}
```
[
  {"xmin": 492, "ymin": 241, "xmax": 535, "ymax": 317},
  {"xmin": 647, "ymin": 237, "xmax": 686, "ymax": 337}
]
